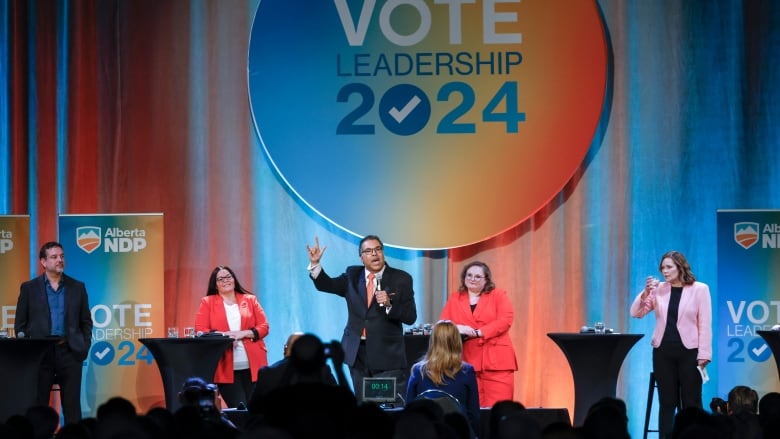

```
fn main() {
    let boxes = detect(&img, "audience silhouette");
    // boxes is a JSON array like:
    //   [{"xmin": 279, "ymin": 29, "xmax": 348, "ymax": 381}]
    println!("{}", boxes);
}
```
[
  {"xmin": 22, "ymin": 405, "xmax": 59, "ymax": 439},
  {"xmin": 487, "ymin": 400, "xmax": 526, "ymax": 439},
  {"xmin": 724, "ymin": 385, "xmax": 761, "ymax": 439},
  {"xmin": 247, "ymin": 332, "xmax": 339, "ymax": 413},
  {"xmin": 579, "ymin": 396, "xmax": 629, "ymax": 439},
  {"xmin": 5, "ymin": 332, "xmax": 777, "ymax": 439},
  {"xmin": 758, "ymin": 391, "xmax": 780, "ymax": 439}
]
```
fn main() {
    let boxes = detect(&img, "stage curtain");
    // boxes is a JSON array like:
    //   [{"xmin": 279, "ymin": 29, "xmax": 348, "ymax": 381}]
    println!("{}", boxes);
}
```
[{"xmin": 1, "ymin": 1, "xmax": 779, "ymax": 434}]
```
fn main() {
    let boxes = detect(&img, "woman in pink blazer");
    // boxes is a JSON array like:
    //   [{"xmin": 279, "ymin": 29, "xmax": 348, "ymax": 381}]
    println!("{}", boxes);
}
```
[
  {"xmin": 439, "ymin": 261, "xmax": 518, "ymax": 407},
  {"xmin": 630, "ymin": 251, "xmax": 712, "ymax": 439},
  {"xmin": 195, "ymin": 266, "xmax": 269, "ymax": 408}
]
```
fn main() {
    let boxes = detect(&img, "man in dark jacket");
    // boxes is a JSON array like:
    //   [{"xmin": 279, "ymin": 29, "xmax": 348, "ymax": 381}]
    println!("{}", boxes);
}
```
[
  {"xmin": 15, "ymin": 241, "xmax": 93, "ymax": 425},
  {"xmin": 306, "ymin": 235, "xmax": 417, "ymax": 402}
]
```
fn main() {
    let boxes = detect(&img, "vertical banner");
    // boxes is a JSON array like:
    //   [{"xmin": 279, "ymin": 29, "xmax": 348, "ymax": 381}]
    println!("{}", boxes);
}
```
[
  {"xmin": 59, "ymin": 214, "xmax": 165, "ymax": 416},
  {"xmin": 0, "ymin": 216, "xmax": 30, "ymax": 331},
  {"xmin": 717, "ymin": 209, "xmax": 780, "ymax": 398}
]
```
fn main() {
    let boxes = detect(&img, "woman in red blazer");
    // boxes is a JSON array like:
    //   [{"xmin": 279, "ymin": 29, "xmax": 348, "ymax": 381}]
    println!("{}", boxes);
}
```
[
  {"xmin": 195, "ymin": 266, "xmax": 269, "ymax": 408},
  {"xmin": 439, "ymin": 261, "xmax": 518, "ymax": 407}
]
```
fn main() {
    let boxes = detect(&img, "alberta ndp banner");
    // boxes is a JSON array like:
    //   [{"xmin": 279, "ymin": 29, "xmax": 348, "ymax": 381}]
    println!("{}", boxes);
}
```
[
  {"xmin": 717, "ymin": 210, "xmax": 780, "ymax": 398},
  {"xmin": 0, "ymin": 215, "xmax": 30, "ymax": 332},
  {"xmin": 59, "ymin": 214, "xmax": 165, "ymax": 415}
]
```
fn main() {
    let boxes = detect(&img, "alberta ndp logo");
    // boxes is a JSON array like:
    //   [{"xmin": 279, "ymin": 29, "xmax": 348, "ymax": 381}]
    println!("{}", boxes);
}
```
[
  {"xmin": 76, "ymin": 226, "xmax": 102, "ymax": 254},
  {"xmin": 76, "ymin": 226, "xmax": 148, "ymax": 253},
  {"xmin": 734, "ymin": 221, "xmax": 780, "ymax": 250},
  {"xmin": 734, "ymin": 222, "xmax": 759, "ymax": 250}
]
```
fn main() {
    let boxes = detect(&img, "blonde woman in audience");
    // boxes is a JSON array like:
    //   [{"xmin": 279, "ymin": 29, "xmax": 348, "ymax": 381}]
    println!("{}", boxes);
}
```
[{"xmin": 406, "ymin": 320, "xmax": 480, "ymax": 435}]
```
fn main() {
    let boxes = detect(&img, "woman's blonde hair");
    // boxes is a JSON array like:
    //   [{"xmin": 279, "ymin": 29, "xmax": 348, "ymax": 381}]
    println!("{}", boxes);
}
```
[{"xmin": 418, "ymin": 320, "xmax": 463, "ymax": 385}]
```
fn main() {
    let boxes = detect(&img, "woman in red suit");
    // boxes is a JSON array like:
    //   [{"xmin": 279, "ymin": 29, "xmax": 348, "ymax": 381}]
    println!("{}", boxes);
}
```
[
  {"xmin": 195, "ymin": 266, "xmax": 269, "ymax": 408},
  {"xmin": 439, "ymin": 261, "xmax": 518, "ymax": 407}
]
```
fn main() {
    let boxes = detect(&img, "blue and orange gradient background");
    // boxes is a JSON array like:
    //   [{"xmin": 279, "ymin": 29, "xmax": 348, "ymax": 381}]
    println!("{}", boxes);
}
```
[
  {"xmin": 3, "ymin": 1, "xmax": 780, "ymax": 435},
  {"xmin": 716, "ymin": 211, "xmax": 780, "ymax": 400},
  {"xmin": 0, "ymin": 216, "xmax": 29, "ymax": 332},
  {"xmin": 249, "ymin": 1, "xmax": 608, "ymax": 249},
  {"xmin": 60, "ymin": 214, "xmax": 165, "ymax": 413}
]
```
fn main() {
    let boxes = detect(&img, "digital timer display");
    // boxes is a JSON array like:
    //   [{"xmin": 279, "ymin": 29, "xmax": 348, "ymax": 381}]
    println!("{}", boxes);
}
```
[{"xmin": 362, "ymin": 377, "xmax": 397, "ymax": 403}]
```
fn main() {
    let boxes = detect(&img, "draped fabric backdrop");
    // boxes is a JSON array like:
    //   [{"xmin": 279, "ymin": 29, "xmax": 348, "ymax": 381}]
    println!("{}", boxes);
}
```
[{"xmin": 1, "ymin": 0, "xmax": 779, "ymax": 435}]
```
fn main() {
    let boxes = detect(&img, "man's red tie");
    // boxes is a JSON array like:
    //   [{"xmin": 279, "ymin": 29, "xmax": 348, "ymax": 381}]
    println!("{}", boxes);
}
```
[
  {"xmin": 366, "ymin": 273, "xmax": 375, "ymax": 306},
  {"xmin": 363, "ymin": 273, "xmax": 376, "ymax": 338}
]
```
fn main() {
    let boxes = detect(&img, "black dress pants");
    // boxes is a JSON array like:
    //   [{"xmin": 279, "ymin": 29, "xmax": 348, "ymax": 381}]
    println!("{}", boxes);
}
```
[
  {"xmin": 652, "ymin": 343, "xmax": 702, "ymax": 439},
  {"xmin": 37, "ymin": 343, "xmax": 83, "ymax": 425}
]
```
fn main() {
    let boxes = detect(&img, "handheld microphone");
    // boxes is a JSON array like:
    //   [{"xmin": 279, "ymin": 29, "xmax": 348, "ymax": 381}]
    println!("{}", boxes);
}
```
[{"xmin": 375, "ymin": 274, "xmax": 384, "ymax": 307}]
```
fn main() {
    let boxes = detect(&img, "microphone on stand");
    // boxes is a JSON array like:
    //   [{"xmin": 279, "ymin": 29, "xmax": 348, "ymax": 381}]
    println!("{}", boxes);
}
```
[{"xmin": 375, "ymin": 274, "xmax": 384, "ymax": 307}]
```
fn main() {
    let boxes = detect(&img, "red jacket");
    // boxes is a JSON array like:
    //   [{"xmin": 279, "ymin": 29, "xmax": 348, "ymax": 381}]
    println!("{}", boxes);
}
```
[
  {"xmin": 439, "ymin": 288, "xmax": 518, "ymax": 372},
  {"xmin": 194, "ymin": 293, "xmax": 269, "ymax": 383}
]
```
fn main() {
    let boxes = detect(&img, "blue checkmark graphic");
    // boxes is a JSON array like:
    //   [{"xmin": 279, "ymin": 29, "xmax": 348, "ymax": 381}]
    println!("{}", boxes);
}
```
[
  {"xmin": 747, "ymin": 338, "xmax": 772, "ymax": 362},
  {"xmin": 378, "ymin": 84, "xmax": 431, "ymax": 136},
  {"xmin": 91, "ymin": 341, "xmax": 115, "ymax": 366}
]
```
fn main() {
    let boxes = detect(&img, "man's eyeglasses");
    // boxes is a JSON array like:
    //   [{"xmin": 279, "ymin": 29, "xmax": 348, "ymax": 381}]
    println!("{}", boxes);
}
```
[
  {"xmin": 216, "ymin": 275, "xmax": 233, "ymax": 283},
  {"xmin": 361, "ymin": 246, "xmax": 384, "ymax": 256}
]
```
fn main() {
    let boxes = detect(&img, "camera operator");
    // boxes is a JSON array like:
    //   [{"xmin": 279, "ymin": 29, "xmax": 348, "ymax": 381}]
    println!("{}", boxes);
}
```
[
  {"xmin": 248, "ymin": 333, "xmax": 341, "ymax": 412},
  {"xmin": 177, "ymin": 376, "xmax": 237, "ymax": 431},
  {"xmin": 248, "ymin": 334, "xmax": 357, "ymax": 437}
]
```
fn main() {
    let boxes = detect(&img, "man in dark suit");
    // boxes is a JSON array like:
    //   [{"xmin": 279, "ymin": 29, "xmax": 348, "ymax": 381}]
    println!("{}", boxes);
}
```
[
  {"xmin": 306, "ymin": 235, "xmax": 417, "ymax": 403},
  {"xmin": 15, "ymin": 241, "xmax": 93, "ymax": 425}
]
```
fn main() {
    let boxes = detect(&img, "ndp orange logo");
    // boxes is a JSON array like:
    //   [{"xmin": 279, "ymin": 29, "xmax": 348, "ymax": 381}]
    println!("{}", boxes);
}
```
[
  {"xmin": 249, "ymin": 1, "xmax": 609, "ymax": 249},
  {"xmin": 77, "ymin": 226, "xmax": 102, "ymax": 254},
  {"xmin": 734, "ymin": 222, "xmax": 759, "ymax": 250}
]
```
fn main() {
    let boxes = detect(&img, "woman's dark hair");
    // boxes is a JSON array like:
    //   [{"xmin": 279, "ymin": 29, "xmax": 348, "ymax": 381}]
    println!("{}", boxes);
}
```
[
  {"xmin": 659, "ymin": 251, "xmax": 696, "ymax": 286},
  {"xmin": 457, "ymin": 261, "xmax": 496, "ymax": 293},
  {"xmin": 206, "ymin": 266, "xmax": 253, "ymax": 296}
]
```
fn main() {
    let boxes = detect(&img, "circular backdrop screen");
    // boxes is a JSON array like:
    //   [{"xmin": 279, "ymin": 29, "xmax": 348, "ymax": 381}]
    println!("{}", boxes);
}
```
[{"xmin": 248, "ymin": 0, "xmax": 608, "ymax": 249}]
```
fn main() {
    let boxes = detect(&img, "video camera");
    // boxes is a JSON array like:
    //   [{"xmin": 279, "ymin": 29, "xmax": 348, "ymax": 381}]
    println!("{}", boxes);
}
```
[
  {"xmin": 182, "ymin": 383, "xmax": 217, "ymax": 406},
  {"xmin": 179, "ymin": 378, "xmax": 220, "ymax": 421},
  {"xmin": 322, "ymin": 340, "xmax": 340, "ymax": 359}
]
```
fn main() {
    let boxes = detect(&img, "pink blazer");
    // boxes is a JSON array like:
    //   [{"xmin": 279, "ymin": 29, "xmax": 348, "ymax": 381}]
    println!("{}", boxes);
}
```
[
  {"xmin": 194, "ymin": 293, "xmax": 269, "ymax": 383},
  {"xmin": 630, "ymin": 281, "xmax": 712, "ymax": 361},
  {"xmin": 439, "ymin": 288, "xmax": 518, "ymax": 372}
]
